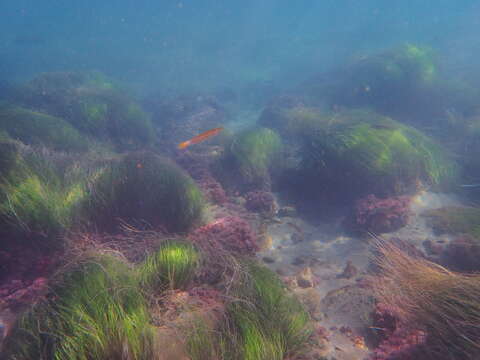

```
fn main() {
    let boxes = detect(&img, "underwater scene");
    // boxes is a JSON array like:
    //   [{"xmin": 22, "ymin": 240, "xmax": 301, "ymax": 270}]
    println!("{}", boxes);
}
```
[{"xmin": 2, "ymin": 1, "xmax": 480, "ymax": 359}]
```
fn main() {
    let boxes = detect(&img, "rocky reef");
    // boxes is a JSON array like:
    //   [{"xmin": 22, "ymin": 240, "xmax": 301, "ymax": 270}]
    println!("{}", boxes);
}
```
[
  {"xmin": 10, "ymin": 71, "xmax": 156, "ymax": 150},
  {"xmin": 1, "ymin": 41, "xmax": 480, "ymax": 360}
]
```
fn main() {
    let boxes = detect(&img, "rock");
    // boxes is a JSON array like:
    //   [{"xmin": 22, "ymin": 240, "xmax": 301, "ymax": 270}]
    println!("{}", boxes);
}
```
[
  {"xmin": 262, "ymin": 256, "xmax": 276, "ymax": 264},
  {"xmin": 295, "ymin": 288, "xmax": 324, "ymax": 321},
  {"xmin": 441, "ymin": 235, "xmax": 480, "ymax": 272},
  {"xmin": 297, "ymin": 267, "xmax": 314, "ymax": 288},
  {"xmin": 278, "ymin": 233, "xmax": 291, "ymax": 244},
  {"xmin": 338, "ymin": 260, "xmax": 358, "ymax": 279},
  {"xmin": 283, "ymin": 276, "xmax": 299, "ymax": 290},
  {"xmin": 321, "ymin": 285, "xmax": 376, "ymax": 327},
  {"xmin": 311, "ymin": 240, "xmax": 324, "ymax": 249},
  {"xmin": 292, "ymin": 255, "xmax": 310, "ymax": 266},
  {"xmin": 278, "ymin": 206, "xmax": 297, "ymax": 217},
  {"xmin": 258, "ymin": 234, "xmax": 273, "ymax": 251},
  {"xmin": 244, "ymin": 190, "xmax": 277, "ymax": 215},
  {"xmin": 423, "ymin": 239, "xmax": 443, "ymax": 256},
  {"xmin": 291, "ymin": 231, "xmax": 304, "ymax": 244},
  {"xmin": 232, "ymin": 196, "xmax": 246, "ymax": 206}
]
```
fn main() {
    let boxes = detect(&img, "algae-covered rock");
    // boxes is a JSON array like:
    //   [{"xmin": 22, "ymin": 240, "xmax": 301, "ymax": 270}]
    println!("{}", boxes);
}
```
[
  {"xmin": 11, "ymin": 71, "xmax": 156, "ymax": 149},
  {"xmin": 186, "ymin": 260, "xmax": 312, "ymax": 360},
  {"xmin": 298, "ymin": 109, "xmax": 458, "ymax": 204},
  {"xmin": 0, "ymin": 132, "xmax": 20, "ymax": 178},
  {"xmin": 456, "ymin": 112, "xmax": 480, "ymax": 186},
  {"xmin": 1, "ymin": 253, "xmax": 157, "ymax": 360},
  {"xmin": 423, "ymin": 206, "xmax": 480, "ymax": 272},
  {"xmin": 0, "ymin": 155, "xmax": 87, "ymax": 247},
  {"xmin": 314, "ymin": 43, "xmax": 480, "ymax": 125},
  {"xmin": 328, "ymin": 44, "xmax": 437, "ymax": 112},
  {"xmin": 259, "ymin": 102, "xmax": 325, "ymax": 140},
  {"xmin": 100, "ymin": 95, "xmax": 156, "ymax": 150},
  {"xmin": 0, "ymin": 105, "xmax": 88, "ymax": 152},
  {"xmin": 217, "ymin": 127, "xmax": 283, "ymax": 191},
  {"xmin": 86, "ymin": 152, "xmax": 206, "ymax": 233},
  {"xmin": 423, "ymin": 206, "xmax": 480, "ymax": 240}
]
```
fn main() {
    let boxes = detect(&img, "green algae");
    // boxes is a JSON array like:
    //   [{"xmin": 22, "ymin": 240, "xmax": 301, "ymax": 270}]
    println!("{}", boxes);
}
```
[
  {"xmin": 0, "ymin": 156, "xmax": 88, "ymax": 246},
  {"xmin": 219, "ymin": 127, "xmax": 282, "ymax": 190},
  {"xmin": 12, "ymin": 71, "xmax": 156, "ymax": 149},
  {"xmin": 0, "ymin": 132, "xmax": 20, "ymax": 178},
  {"xmin": 1, "ymin": 254, "xmax": 156, "ymax": 360},
  {"xmin": 299, "ymin": 109, "xmax": 458, "ymax": 201},
  {"xmin": 259, "ymin": 105, "xmax": 325, "ymax": 139},
  {"xmin": 139, "ymin": 241, "xmax": 199, "ymax": 291},
  {"xmin": 186, "ymin": 261, "xmax": 312, "ymax": 360},
  {"xmin": 86, "ymin": 152, "xmax": 206, "ymax": 233},
  {"xmin": 0, "ymin": 105, "xmax": 88, "ymax": 152}
]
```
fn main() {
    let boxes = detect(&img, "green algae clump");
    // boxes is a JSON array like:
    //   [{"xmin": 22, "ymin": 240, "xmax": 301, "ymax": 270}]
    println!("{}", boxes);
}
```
[
  {"xmin": 308, "ymin": 43, "xmax": 453, "ymax": 123},
  {"xmin": 219, "ymin": 127, "xmax": 282, "ymax": 190},
  {"xmin": 1, "ymin": 253, "xmax": 157, "ymax": 360},
  {"xmin": 0, "ymin": 154, "xmax": 87, "ymax": 247},
  {"xmin": 139, "ymin": 241, "xmax": 199, "ymax": 291},
  {"xmin": 232, "ymin": 262, "xmax": 312, "ymax": 355},
  {"xmin": 332, "ymin": 44, "xmax": 437, "ymax": 108},
  {"xmin": 0, "ymin": 105, "xmax": 88, "ymax": 152},
  {"xmin": 0, "ymin": 132, "xmax": 21, "ymax": 178},
  {"xmin": 186, "ymin": 261, "xmax": 311, "ymax": 360},
  {"xmin": 0, "ymin": 173, "xmax": 69, "ymax": 239},
  {"xmin": 12, "ymin": 71, "xmax": 156, "ymax": 149},
  {"xmin": 299, "ymin": 109, "xmax": 457, "ymax": 203},
  {"xmin": 259, "ymin": 104, "xmax": 325, "ymax": 140},
  {"xmin": 86, "ymin": 152, "xmax": 205, "ymax": 233}
]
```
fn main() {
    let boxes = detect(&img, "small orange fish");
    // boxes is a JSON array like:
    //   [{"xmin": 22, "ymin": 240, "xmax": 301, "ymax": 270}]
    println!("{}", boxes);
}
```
[{"xmin": 178, "ymin": 127, "xmax": 224, "ymax": 150}]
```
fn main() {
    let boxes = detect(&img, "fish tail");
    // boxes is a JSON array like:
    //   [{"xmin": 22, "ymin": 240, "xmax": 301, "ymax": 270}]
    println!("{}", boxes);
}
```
[{"xmin": 178, "ymin": 140, "xmax": 191, "ymax": 149}]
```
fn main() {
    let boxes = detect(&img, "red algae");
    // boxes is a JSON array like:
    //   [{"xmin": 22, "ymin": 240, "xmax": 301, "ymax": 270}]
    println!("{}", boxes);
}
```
[
  {"xmin": 244, "ymin": 190, "xmax": 277, "ymax": 215},
  {"xmin": 0, "ymin": 245, "xmax": 56, "ymax": 311},
  {"xmin": 0, "ymin": 277, "xmax": 48, "ymax": 311},
  {"xmin": 369, "ymin": 304, "xmax": 427, "ymax": 360},
  {"xmin": 176, "ymin": 150, "xmax": 228, "ymax": 205},
  {"xmin": 355, "ymin": 194, "xmax": 412, "ymax": 233},
  {"xmin": 189, "ymin": 216, "xmax": 258, "ymax": 255}
]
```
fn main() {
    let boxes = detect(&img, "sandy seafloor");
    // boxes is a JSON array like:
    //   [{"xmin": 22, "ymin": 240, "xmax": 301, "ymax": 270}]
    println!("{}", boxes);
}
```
[{"xmin": 256, "ymin": 190, "xmax": 462, "ymax": 359}]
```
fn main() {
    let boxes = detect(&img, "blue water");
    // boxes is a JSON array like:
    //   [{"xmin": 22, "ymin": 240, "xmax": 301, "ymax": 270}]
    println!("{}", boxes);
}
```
[{"xmin": 0, "ymin": 0, "xmax": 478, "ymax": 96}]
